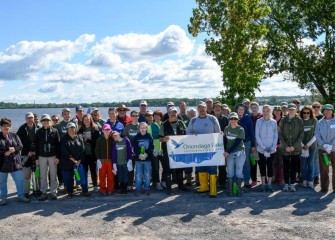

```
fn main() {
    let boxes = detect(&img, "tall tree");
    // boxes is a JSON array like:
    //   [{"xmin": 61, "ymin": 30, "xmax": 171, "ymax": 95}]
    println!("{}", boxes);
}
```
[
  {"xmin": 265, "ymin": 0, "xmax": 335, "ymax": 103},
  {"xmin": 188, "ymin": 0, "xmax": 270, "ymax": 106}
]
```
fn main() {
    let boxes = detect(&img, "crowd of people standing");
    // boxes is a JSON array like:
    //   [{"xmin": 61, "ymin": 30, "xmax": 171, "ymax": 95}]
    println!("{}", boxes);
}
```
[{"xmin": 0, "ymin": 98, "xmax": 334, "ymax": 206}]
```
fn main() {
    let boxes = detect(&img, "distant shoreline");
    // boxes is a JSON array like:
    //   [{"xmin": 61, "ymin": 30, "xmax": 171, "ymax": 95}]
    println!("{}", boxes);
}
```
[{"xmin": 0, "ymin": 95, "xmax": 312, "ymax": 109}]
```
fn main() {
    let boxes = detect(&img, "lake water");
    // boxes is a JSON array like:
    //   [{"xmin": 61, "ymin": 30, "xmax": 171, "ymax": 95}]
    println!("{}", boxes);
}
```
[{"xmin": 0, "ymin": 107, "xmax": 167, "ymax": 131}]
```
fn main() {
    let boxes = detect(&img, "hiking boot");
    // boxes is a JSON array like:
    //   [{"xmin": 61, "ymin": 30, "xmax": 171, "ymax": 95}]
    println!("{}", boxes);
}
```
[
  {"xmin": 38, "ymin": 193, "xmax": 48, "ymax": 201},
  {"xmin": 156, "ymin": 182, "xmax": 163, "ymax": 191},
  {"xmin": 0, "ymin": 198, "xmax": 7, "ymax": 206},
  {"xmin": 93, "ymin": 186, "xmax": 99, "ymax": 192},
  {"xmin": 50, "ymin": 194, "xmax": 58, "ymax": 200},
  {"xmin": 161, "ymin": 182, "xmax": 167, "ymax": 189},
  {"xmin": 81, "ymin": 192, "xmax": 92, "ymax": 197},
  {"xmin": 283, "ymin": 184, "xmax": 289, "ymax": 192},
  {"xmin": 18, "ymin": 196, "xmax": 30, "ymax": 203},
  {"xmin": 289, "ymin": 185, "xmax": 296, "ymax": 192},
  {"xmin": 24, "ymin": 193, "xmax": 30, "ymax": 199},
  {"xmin": 250, "ymin": 181, "xmax": 257, "ymax": 188},
  {"xmin": 145, "ymin": 189, "xmax": 150, "ymax": 196}
]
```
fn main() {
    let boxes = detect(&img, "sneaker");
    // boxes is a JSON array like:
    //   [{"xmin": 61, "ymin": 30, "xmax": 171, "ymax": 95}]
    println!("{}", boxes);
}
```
[
  {"xmin": 127, "ymin": 185, "xmax": 133, "ymax": 191},
  {"xmin": 302, "ymin": 180, "xmax": 307, "ymax": 188},
  {"xmin": 267, "ymin": 184, "xmax": 274, "ymax": 192},
  {"xmin": 50, "ymin": 194, "xmax": 58, "ymax": 200},
  {"xmin": 289, "ymin": 185, "xmax": 296, "ymax": 192},
  {"xmin": 161, "ymin": 182, "xmax": 167, "ymax": 189},
  {"xmin": 24, "ymin": 193, "xmax": 30, "ymax": 199},
  {"xmin": 99, "ymin": 191, "xmax": 107, "ymax": 196},
  {"xmin": 18, "ymin": 196, "xmax": 30, "ymax": 203},
  {"xmin": 81, "ymin": 192, "xmax": 92, "ymax": 197},
  {"xmin": 0, "ymin": 198, "xmax": 7, "ymax": 206},
  {"xmin": 145, "ymin": 189, "xmax": 150, "ymax": 196},
  {"xmin": 135, "ymin": 190, "xmax": 140, "ymax": 196},
  {"xmin": 156, "ymin": 182, "xmax": 163, "ymax": 191},
  {"xmin": 106, "ymin": 192, "xmax": 113, "ymax": 196},
  {"xmin": 283, "ymin": 184, "xmax": 289, "ymax": 192},
  {"xmin": 307, "ymin": 181, "xmax": 314, "ymax": 188},
  {"xmin": 38, "ymin": 193, "xmax": 48, "ymax": 201},
  {"xmin": 250, "ymin": 181, "xmax": 257, "ymax": 187},
  {"xmin": 93, "ymin": 186, "xmax": 99, "ymax": 192},
  {"xmin": 67, "ymin": 193, "xmax": 73, "ymax": 199}
]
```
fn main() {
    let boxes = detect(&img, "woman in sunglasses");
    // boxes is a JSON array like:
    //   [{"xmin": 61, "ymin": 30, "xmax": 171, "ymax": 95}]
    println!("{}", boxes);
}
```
[
  {"xmin": 299, "ymin": 106, "xmax": 317, "ymax": 188},
  {"xmin": 312, "ymin": 102, "xmax": 323, "ymax": 121}
]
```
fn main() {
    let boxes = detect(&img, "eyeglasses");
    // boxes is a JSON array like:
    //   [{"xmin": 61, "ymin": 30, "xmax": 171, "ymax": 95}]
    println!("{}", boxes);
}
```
[
  {"xmin": 302, "ymin": 112, "xmax": 310, "ymax": 115},
  {"xmin": 118, "ymin": 110, "xmax": 126, "ymax": 112},
  {"xmin": 131, "ymin": 115, "xmax": 139, "ymax": 117},
  {"xmin": 230, "ymin": 118, "xmax": 238, "ymax": 120},
  {"xmin": 312, "ymin": 105, "xmax": 320, "ymax": 109},
  {"xmin": 52, "ymin": 119, "xmax": 59, "ymax": 122}
]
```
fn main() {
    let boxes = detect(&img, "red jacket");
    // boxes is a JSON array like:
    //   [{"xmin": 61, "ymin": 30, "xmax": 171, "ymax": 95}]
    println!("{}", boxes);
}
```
[{"xmin": 117, "ymin": 115, "xmax": 132, "ymax": 127}]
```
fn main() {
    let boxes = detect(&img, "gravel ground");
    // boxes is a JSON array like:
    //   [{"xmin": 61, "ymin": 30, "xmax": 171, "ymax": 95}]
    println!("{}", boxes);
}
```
[{"xmin": 1, "ymin": 175, "xmax": 335, "ymax": 240}]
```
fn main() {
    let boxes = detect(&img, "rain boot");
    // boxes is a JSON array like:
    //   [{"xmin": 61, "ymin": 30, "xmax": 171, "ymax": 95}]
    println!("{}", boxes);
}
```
[
  {"xmin": 209, "ymin": 174, "xmax": 217, "ymax": 198},
  {"xmin": 177, "ymin": 170, "xmax": 189, "ymax": 191},
  {"xmin": 227, "ymin": 178, "xmax": 233, "ymax": 197},
  {"xmin": 197, "ymin": 172, "xmax": 209, "ymax": 193},
  {"xmin": 237, "ymin": 178, "xmax": 244, "ymax": 196}
]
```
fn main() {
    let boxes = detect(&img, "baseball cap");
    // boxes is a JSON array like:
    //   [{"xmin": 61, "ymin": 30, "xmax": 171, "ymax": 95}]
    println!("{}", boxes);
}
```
[
  {"xmin": 91, "ymin": 107, "xmax": 99, "ymax": 112},
  {"xmin": 41, "ymin": 114, "xmax": 51, "ymax": 121},
  {"xmin": 166, "ymin": 102, "xmax": 175, "ymax": 107},
  {"xmin": 66, "ymin": 122, "xmax": 76, "ymax": 129},
  {"xmin": 62, "ymin": 108, "xmax": 71, "ymax": 114},
  {"xmin": 288, "ymin": 103, "xmax": 297, "ymax": 110},
  {"xmin": 206, "ymin": 98, "xmax": 213, "ymax": 103},
  {"xmin": 169, "ymin": 107, "xmax": 178, "ymax": 113},
  {"xmin": 228, "ymin": 112, "xmax": 239, "ymax": 119},
  {"xmin": 293, "ymin": 99, "xmax": 301, "ymax": 104},
  {"xmin": 76, "ymin": 105, "xmax": 84, "ymax": 111},
  {"xmin": 242, "ymin": 98, "xmax": 250, "ymax": 104},
  {"xmin": 281, "ymin": 102, "xmax": 288, "ymax": 107},
  {"xmin": 197, "ymin": 101, "xmax": 206, "ymax": 107},
  {"xmin": 145, "ymin": 110, "xmax": 154, "ymax": 115},
  {"xmin": 25, "ymin": 112, "xmax": 34, "ymax": 119},
  {"xmin": 102, "ymin": 124, "xmax": 111, "ymax": 131},
  {"xmin": 140, "ymin": 100, "xmax": 147, "ymax": 106},
  {"xmin": 322, "ymin": 104, "xmax": 334, "ymax": 112},
  {"xmin": 222, "ymin": 104, "xmax": 229, "ymax": 109}
]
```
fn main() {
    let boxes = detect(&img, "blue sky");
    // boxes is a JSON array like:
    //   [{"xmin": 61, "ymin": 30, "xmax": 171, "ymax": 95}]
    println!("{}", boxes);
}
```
[{"xmin": 0, "ymin": 0, "xmax": 307, "ymax": 104}]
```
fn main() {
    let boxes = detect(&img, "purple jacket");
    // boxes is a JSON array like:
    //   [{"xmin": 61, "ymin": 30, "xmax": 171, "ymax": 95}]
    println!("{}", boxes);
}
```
[{"xmin": 111, "ymin": 137, "xmax": 133, "ymax": 164}]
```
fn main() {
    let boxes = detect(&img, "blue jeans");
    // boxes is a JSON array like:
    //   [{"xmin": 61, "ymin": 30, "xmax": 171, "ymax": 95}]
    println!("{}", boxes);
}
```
[
  {"xmin": 117, "ymin": 164, "xmax": 128, "ymax": 183},
  {"xmin": 242, "ymin": 140, "xmax": 251, "ymax": 184},
  {"xmin": 313, "ymin": 149, "xmax": 320, "ymax": 178},
  {"xmin": 135, "ymin": 161, "xmax": 151, "ymax": 190},
  {"xmin": 0, "ymin": 170, "xmax": 24, "ymax": 198},
  {"xmin": 300, "ymin": 148, "xmax": 316, "ymax": 182},
  {"xmin": 62, "ymin": 170, "xmax": 88, "ymax": 194},
  {"xmin": 226, "ymin": 151, "xmax": 246, "ymax": 179}
]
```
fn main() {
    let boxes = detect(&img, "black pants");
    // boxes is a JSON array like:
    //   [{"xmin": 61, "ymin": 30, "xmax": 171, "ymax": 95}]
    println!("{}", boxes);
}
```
[
  {"xmin": 151, "ymin": 155, "xmax": 163, "ymax": 183},
  {"xmin": 161, "ymin": 155, "xmax": 184, "ymax": 190},
  {"xmin": 218, "ymin": 165, "xmax": 227, "ymax": 185},
  {"xmin": 283, "ymin": 154, "xmax": 299, "ymax": 184},
  {"xmin": 251, "ymin": 164, "xmax": 258, "ymax": 182},
  {"xmin": 258, "ymin": 152, "xmax": 274, "ymax": 177},
  {"xmin": 82, "ymin": 154, "xmax": 97, "ymax": 186}
]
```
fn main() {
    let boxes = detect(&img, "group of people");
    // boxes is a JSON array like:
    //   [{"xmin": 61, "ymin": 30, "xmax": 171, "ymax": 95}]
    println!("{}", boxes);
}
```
[{"xmin": 0, "ymin": 98, "xmax": 334, "ymax": 206}]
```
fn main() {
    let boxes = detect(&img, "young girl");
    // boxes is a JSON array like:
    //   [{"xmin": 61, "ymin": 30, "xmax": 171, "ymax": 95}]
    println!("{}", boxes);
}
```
[
  {"xmin": 111, "ymin": 131, "xmax": 133, "ymax": 195},
  {"xmin": 224, "ymin": 112, "xmax": 246, "ymax": 196},
  {"xmin": 133, "ymin": 122, "xmax": 154, "ymax": 196},
  {"xmin": 95, "ymin": 124, "xmax": 114, "ymax": 195}
]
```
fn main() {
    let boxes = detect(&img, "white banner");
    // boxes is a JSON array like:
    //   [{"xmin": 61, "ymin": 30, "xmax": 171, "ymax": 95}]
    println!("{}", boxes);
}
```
[{"xmin": 167, "ymin": 133, "xmax": 225, "ymax": 169}]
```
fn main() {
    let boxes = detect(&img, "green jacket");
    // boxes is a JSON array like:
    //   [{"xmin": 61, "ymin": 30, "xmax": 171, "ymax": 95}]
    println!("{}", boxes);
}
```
[{"xmin": 279, "ymin": 114, "xmax": 304, "ymax": 156}]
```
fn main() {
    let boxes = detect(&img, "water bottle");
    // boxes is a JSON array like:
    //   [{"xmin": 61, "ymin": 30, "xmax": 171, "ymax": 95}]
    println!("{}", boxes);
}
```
[
  {"xmin": 140, "ymin": 146, "xmax": 145, "ymax": 154},
  {"xmin": 35, "ymin": 165, "xmax": 40, "ymax": 179},
  {"xmin": 250, "ymin": 154, "xmax": 256, "ymax": 166},
  {"xmin": 74, "ymin": 166, "xmax": 81, "ymax": 181},
  {"xmin": 323, "ymin": 153, "xmax": 330, "ymax": 166},
  {"xmin": 232, "ymin": 182, "xmax": 238, "ymax": 196}
]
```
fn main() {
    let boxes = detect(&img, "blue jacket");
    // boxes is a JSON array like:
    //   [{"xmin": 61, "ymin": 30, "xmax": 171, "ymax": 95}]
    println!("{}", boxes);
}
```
[
  {"xmin": 106, "ymin": 119, "xmax": 124, "ymax": 134},
  {"xmin": 238, "ymin": 115, "xmax": 255, "ymax": 146}
]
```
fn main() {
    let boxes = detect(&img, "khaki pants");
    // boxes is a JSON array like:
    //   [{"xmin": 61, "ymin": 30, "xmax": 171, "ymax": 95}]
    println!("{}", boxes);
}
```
[{"xmin": 39, "ymin": 156, "xmax": 58, "ymax": 194}]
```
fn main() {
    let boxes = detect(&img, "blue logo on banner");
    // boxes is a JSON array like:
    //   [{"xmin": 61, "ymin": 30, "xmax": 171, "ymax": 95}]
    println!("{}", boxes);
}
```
[
  {"xmin": 169, "ymin": 152, "xmax": 216, "ymax": 164},
  {"xmin": 171, "ymin": 139, "xmax": 184, "ymax": 149}
]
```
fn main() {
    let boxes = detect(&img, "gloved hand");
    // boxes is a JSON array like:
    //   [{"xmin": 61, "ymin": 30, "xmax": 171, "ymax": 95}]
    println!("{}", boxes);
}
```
[
  {"xmin": 113, "ymin": 163, "xmax": 117, "ymax": 175},
  {"xmin": 153, "ymin": 150, "xmax": 159, "ymax": 157},
  {"xmin": 264, "ymin": 151, "xmax": 270, "ymax": 158},
  {"xmin": 96, "ymin": 159, "xmax": 102, "ymax": 170},
  {"xmin": 127, "ymin": 160, "xmax": 133, "ymax": 171},
  {"xmin": 323, "ymin": 144, "xmax": 332, "ymax": 154},
  {"xmin": 301, "ymin": 150, "xmax": 309, "ymax": 158}
]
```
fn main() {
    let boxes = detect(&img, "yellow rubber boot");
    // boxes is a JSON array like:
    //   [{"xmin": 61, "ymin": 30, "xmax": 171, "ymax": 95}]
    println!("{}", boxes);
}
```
[
  {"xmin": 209, "ymin": 174, "xmax": 217, "ymax": 197},
  {"xmin": 197, "ymin": 172, "xmax": 209, "ymax": 193}
]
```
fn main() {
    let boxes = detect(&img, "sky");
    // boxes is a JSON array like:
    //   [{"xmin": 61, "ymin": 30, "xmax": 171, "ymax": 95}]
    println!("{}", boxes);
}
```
[{"xmin": 0, "ymin": 0, "xmax": 309, "ymax": 104}]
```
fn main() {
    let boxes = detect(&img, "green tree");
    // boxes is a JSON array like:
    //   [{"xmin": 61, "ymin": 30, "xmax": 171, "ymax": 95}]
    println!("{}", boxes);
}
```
[
  {"xmin": 188, "ymin": 0, "xmax": 270, "ymax": 106},
  {"xmin": 265, "ymin": 0, "xmax": 335, "ymax": 103}
]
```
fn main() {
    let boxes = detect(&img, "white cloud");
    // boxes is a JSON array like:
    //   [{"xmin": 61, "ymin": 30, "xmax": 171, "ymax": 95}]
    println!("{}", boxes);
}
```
[{"xmin": 38, "ymin": 82, "xmax": 63, "ymax": 93}]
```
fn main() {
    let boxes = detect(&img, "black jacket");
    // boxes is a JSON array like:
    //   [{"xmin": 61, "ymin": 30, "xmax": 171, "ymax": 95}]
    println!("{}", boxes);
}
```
[
  {"xmin": 16, "ymin": 123, "xmax": 40, "ymax": 156},
  {"xmin": 60, "ymin": 134, "xmax": 85, "ymax": 171},
  {"xmin": 77, "ymin": 126, "xmax": 100, "ymax": 159},
  {"xmin": 35, "ymin": 127, "xmax": 60, "ymax": 158}
]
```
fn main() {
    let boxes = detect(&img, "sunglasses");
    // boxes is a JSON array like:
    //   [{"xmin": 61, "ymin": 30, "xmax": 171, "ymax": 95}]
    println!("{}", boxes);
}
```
[
  {"xmin": 312, "ymin": 105, "xmax": 320, "ymax": 109},
  {"xmin": 302, "ymin": 112, "xmax": 310, "ymax": 114},
  {"xmin": 131, "ymin": 115, "xmax": 139, "ymax": 117},
  {"xmin": 230, "ymin": 118, "xmax": 238, "ymax": 120}
]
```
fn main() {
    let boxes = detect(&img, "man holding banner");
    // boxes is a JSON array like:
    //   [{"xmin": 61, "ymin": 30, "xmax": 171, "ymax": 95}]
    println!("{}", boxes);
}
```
[
  {"xmin": 186, "ymin": 101, "xmax": 221, "ymax": 197},
  {"xmin": 159, "ymin": 107, "xmax": 189, "ymax": 195}
]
